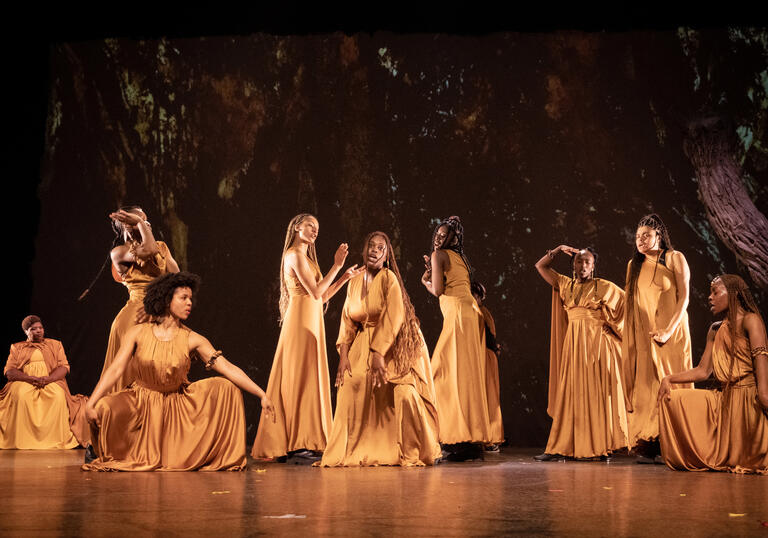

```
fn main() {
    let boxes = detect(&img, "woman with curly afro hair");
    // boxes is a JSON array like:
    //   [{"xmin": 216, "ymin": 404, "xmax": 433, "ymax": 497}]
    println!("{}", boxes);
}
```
[{"xmin": 83, "ymin": 271, "xmax": 274, "ymax": 471}]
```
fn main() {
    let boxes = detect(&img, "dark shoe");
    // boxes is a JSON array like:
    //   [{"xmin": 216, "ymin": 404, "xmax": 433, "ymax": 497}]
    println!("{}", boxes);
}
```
[
  {"xmin": 601, "ymin": 454, "xmax": 612, "ymax": 463},
  {"xmin": 485, "ymin": 444, "xmax": 500, "ymax": 453},
  {"xmin": 447, "ymin": 443, "xmax": 484, "ymax": 462},
  {"xmin": 533, "ymin": 452, "xmax": 565, "ymax": 462},
  {"xmin": 83, "ymin": 445, "xmax": 97, "ymax": 464},
  {"xmin": 635, "ymin": 454, "xmax": 655, "ymax": 464},
  {"xmin": 287, "ymin": 449, "xmax": 321, "ymax": 465}
]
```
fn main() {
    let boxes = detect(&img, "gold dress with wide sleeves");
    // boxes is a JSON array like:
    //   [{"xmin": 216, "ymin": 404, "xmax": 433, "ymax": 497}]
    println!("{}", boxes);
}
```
[
  {"xmin": 84, "ymin": 324, "xmax": 247, "ymax": 471},
  {"xmin": 320, "ymin": 270, "xmax": 441, "ymax": 467},
  {"xmin": 623, "ymin": 252, "xmax": 692, "ymax": 446},
  {"xmin": 545, "ymin": 274, "xmax": 628, "ymax": 458},
  {"xmin": 660, "ymin": 322, "xmax": 768, "ymax": 474},
  {"xmin": 479, "ymin": 305, "xmax": 504, "ymax": 444},
  {"xmin": 251, "ymin": 248, "xmax": 333, "ymax": 458},
  {"xmin": 1, "ymin": 339, "xmax": 88, "ymax": 449},
  {"xmin": 431, "ymin": 250, "xmax": 491, "ymax": 444},
  {"xmin": 101, "ymin": 241, "xmax": 172, "ymax": 393}
]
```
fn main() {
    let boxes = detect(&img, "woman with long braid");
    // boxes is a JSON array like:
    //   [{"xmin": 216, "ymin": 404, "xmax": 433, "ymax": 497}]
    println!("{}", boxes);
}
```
[
  {"xmin": 320, "ymin": 231, "xmax": 441, "ymax": 466},
  {"xmin": 95, "ymin": 207, "xmax": 180, "ymax": 394},
  {"xmin": 251, "ymin": 214, "xmax": 362, "ymax": 463},
  {"xmin": 533, "ymin": 245, "xmax": 628, "ymax": 461},
  {"xmin": 658, "ymin": 274, "xmax": 767, "ymax": 474},
  {"xmin": 422, "ymin": 216, "xmax": 490, "ymax": 460},
  {"xmin": 623, "ymin": 213, "xmax": 692, "ymax": 463}
]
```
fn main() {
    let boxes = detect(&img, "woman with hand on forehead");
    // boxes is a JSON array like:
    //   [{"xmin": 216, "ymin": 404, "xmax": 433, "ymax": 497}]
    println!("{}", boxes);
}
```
[
  {"xmin": 623, "ymin": 213, "xmax": 692, "ymax": 463},
  {"xmin": 86, "ymin": 206, "xmax": 179, "ymax": 395},
  {"xmin": 659, "ymin": 275, "xmax": 767, "ymax": 474},
  {"xmin": 320, "ymin": 231, "xmax": 441, "ymax": 467},
  {"xmin": 533, "ymin": 245, "xmax": 628, "ymax": 461},
  {"xmin": 251, "ymin": 214, "xmax": 363, "ymax": 464}
]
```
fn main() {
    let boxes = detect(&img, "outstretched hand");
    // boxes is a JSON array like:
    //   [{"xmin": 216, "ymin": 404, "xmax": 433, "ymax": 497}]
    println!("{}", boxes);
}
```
[
  {"xmin": 343, "ymin": 264, "xmax": 365, "ymax": 282},
  {"xmin": 334, "ymin": 243, "xmax": 350, "ymax": 267}
]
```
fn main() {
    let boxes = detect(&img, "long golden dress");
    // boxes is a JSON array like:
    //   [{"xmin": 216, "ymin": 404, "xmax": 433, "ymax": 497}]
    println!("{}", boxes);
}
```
[
  {"xmin": 251, "ymin": 248, "xmax": 333, "ymax": 458},
  {"xmin": 101, "ymin": 241, "xmax": 172, "ymax": 393},
  {"xmin": 84, "ymin": 324, "xmax": 247, "ymax": 471},
  {"xmin": 660, "ymin": 321, "xmax": 767, "ymax": 474},
  {"xmin": 545, "ymin": 274, "xmax": 628, "ymax": 458},
  {"xmin": 320, "ymin": 269, "xmax": 442, "ymax": 467},
  {"xmin": 431, "ymin": 250, "xmax": 491, "ymax": 444},
  {"xmin": 623, "ymin": 251, "xmax": 692, "ymax": 446},
  {"xmin": 479, "ymin": 305, "xmax": 504, "ymax": 445},
  {"xmin": 1, "ymin": 339, "xmax": 90, "ymax": 449}
]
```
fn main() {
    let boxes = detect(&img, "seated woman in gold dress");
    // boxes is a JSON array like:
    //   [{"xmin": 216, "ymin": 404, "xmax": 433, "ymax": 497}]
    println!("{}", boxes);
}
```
[
  {"xmin": 320, "ymin": 231, "xmax": 441, "ymax": 467},
  {"xmin": 658, "ymin": 274, "xmax": 768, "ymax": 474},
  {"xmin": 83, "ymin": 272, "xmax": 274, "ymax": 471},
  {"xmin": 1, "ymin": 315, "xmax": 90, "ymax": 449}
]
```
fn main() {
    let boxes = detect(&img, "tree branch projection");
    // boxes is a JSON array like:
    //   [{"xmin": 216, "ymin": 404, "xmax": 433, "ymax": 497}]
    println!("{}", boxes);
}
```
[{"xmin": 684, "ymin": 118, "xmax": 768, "ymax": 289}]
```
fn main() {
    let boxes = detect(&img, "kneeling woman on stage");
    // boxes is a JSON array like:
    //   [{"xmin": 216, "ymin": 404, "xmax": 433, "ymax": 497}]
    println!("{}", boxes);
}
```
[
  {"xmin": 320, "ymin": 232, "xmax": 442, "ymax": 466},
  {"xmin": 658, "ymin": 274, "xmax": 768, "ymax": 474},
  {"xmin": 83, "ymin": 272, "xmax": 274, "ymax": 471}
]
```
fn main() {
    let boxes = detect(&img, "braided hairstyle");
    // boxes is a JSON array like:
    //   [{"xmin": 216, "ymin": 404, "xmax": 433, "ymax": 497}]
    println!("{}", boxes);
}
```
[
  {"xmin": 626, "ymin": 213, "xmax": 674, "ymax": 314},
  {"xmin": 363, "ymin": 231, "xmax": 423, "ymax": 376},
  {"xmin": 570, "ymin": 247, "xmax": 599, "ymax": 302},
  {"xmin": 278, "ymin": 213, "xmax": 320, "ymax": 323},
  {"xmin": 78, "ymin": 205, "xmax": 146, "ymax": 301},
  {"xmin": 431, "ymin": 215, "xmax": 473, "ymax": 275}
]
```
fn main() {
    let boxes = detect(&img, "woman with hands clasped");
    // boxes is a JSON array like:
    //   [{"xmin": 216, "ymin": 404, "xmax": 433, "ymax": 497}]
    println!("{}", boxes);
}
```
[
  {"xmin": 251, "ymin": 214, "xmax": 363, "ymax": 464},
  {"xmin": 533, "ymin": 245, "xmax": 628, "ymax": 462}
]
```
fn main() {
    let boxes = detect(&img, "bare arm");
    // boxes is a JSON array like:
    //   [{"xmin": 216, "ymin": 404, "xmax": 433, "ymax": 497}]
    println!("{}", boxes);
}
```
[
  {"xmin": 288, "ymin": 244, "xmax": 355, "ymax": 301},
  {"xmin": 35, "ymin": 365, "xmax": 68, "ymax": 388},
  {"xmin": 652, "ymin": 251, "xmax": 691, "ymax": 344},
  {"xmin": 744, "ymin": 313, "xmax": 768, "ymax": 411},
  {"xmin": 189, "ymin": 332, "xmax": 274, "ymax": 420},
  {"xmin": 658, "ymin": 324, "xmax": 716, "ymax": 403},
  {"xmin": 5, "ymin": 368, "xmax": 39, "ymax": 384},
  {"xmin": 165, "ymin": 249, "xmax": 180, "ymax": 273},
  {"xmin": 322, "ymin": 266, "xmax": 364, "ymax": 303},
  {"xmin": 422, "ymin": 250, "xmax": 448, "ymax": 297},
  {"xmin": 534, "ymin": 245, "xmax": 579, "ymax": 288}
]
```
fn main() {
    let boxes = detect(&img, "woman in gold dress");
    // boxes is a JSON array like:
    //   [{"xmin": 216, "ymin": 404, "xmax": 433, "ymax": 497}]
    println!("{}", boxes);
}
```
[
  {"xmin": 320, "ymin": 231, "xmax": 442, "ymax": 467},
  {"xmin": 623, "ymin": 214, "xmax": 692, "ymax": 463},
  {"xmin": 251, "ymin": 214, "xmax": 362, "ymax": 464},
  {"xmin": 471, "ymin": 281, "xmax": 505, "ymax": 452},
  {"xmin": 83, "ymin": 272, "xmax": 274, "ymax": 471},
  {"xmin": 659, "ymin": 274, "xmax": 767, "ymax": 474},
  {"xmin": 421, "ymin": 216, "xmax": 490, "ymax": 461},
  {"xmin": 1, "ymin": 316, "xmax": 90, "ymax": 449},
  {"xmin": 91, "ymin": 207, "xmax": 179, "ymax": 394},
  {"xmin": 533, "ymin": 246, "xmax": 628, "ymax": 461}
]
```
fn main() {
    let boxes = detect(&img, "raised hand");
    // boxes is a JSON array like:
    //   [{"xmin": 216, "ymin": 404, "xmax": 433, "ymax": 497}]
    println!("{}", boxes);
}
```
[
  {"xmin": 334, "ymin": 243, "xmax": 350, "ymax": 267},
  {"xmin": 109, "ymin": 210, "xmax": 143, "ymax": 226}
]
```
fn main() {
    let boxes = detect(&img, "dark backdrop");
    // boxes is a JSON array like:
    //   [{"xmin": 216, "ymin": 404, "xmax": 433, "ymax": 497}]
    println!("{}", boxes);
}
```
[{"xmin": 6, "ymin": 20, "xmax": 768, "ymax": 446}]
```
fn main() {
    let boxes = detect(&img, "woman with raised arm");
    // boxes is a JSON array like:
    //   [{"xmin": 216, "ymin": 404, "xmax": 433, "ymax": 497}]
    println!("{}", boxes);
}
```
[
  {"xmin": 92, "ymin": 207, "xmax": 179, "ymax": 394},
  {"xmin": 320, "ymin": 231, "xmax": 441, "ymax": 467},
  {"xmin": 533, "ymin": 245, "xmax": 628, "ymax": 462},
  {"xmin": 623, "ymin": 213, "xmax": 692, "ymax": 463},
  {"xmin": 659, "ymin": 274, "xmax": 767, "ymax": 474},
  {"xmin": 421, "ymin": 216, "xmax": 490, "ymax": 461},
  {"xmin": 251, "ymin": 213, "xmax": 362, "ymax": 464},
  {"xmin": 83, "ymin": 272, "xmax": 274, "ymax": 471}
]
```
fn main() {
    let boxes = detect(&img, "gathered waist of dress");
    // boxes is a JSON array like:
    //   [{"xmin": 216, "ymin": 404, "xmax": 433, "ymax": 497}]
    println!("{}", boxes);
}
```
[
  {"xmin": 719, "ymin": 374, "xmax": 756, "ymax": 389},
  {"xmin": 566, "ymin": 307, "xmax": 603, "ymax": 322},
  {"xmin": 127, "ymin": 288, "xmax": 149, "ymax": 302},
  {"xmin": 132, "ymin": 380, "xmax": 186, "ymax": 394}
]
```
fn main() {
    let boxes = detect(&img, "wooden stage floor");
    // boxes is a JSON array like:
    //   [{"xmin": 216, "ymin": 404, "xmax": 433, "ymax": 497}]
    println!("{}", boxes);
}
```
[{"xmin": 1, "ymin": 448, "xmax": 766, "ymax": 536}]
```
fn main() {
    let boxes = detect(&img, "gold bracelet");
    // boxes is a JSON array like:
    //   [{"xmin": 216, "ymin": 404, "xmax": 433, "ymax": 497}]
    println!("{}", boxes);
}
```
[
  {"xmin": 205, "ymin": 350, "xmax": 223, "ymax": 370},
  {"xmin": 751, "ymin": 346, "xmax": 768, "ymax": 358}
]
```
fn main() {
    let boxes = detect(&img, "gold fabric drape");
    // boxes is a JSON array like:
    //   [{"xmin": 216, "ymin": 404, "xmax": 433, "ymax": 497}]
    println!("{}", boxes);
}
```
[{"xmin": 479, "ymin": 305, "xmax": 504, "ymax": 444}]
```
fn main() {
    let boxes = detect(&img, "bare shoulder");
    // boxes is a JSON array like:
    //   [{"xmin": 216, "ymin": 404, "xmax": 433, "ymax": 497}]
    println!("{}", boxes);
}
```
[
  {"xmin": 110, "ymin": 244, "xmax": 130, "ymax": 261},
  {"xmin": 667, "ymin": 250, "xmax": 688, "ymax": 269},
  {"xmin": 743, "ymin": 312, "xmax": 766, "ymax": 333}
]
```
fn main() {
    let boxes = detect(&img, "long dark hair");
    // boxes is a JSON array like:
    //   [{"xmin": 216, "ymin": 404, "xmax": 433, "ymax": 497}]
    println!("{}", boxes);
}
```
[
  {"xmin": 78, "ymin": 205, "xmax": 145, "ymax": 301},
  {"xmin": 431, "ymin": 215, "xmax": 473, "ymax": 275},
  {"xmin": 625, "ymin": 213, "xmax": 673, "ymax": 313},
  {"xmin": 364, "ymin": 231, "xmax": 423, "ymax": 376}
]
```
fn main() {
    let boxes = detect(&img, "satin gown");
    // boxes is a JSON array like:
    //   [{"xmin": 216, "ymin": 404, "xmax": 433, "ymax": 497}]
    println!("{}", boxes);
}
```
[
  {"xmin": 623, "ymin": 251, "xmax": 692, "ymax": 446},
  {"xmin": 1, "ymin": 339, "xmax": 90, "ymax": 449},
  {"xmin": 478, "ymin": 305, "xmax": 504, "ymax": 445},
  {"xmin": 251, "ymin": 248, "xmax": 333, "ymax": 458},
  {"xmin": 545, "ymin": 274, "xmax": 628, "ymax": 458},
  {"xmin": 660, "ymin": 321, "xmax": 768, "ymax": 474},
  {"xmin": 84, "ymin": 324, "xmax": 247, "ymax": 471},
  {"xmin": 320, "ymin": 269, "xmax": 442, "ymax": 466},
  {"xmin": 431, "ymin": 250, "xmax": 491, "ymax": 444},
  {"xmin": 100, "ymin": 241, "xmax": 173, "ymax": 393}
]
